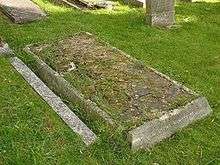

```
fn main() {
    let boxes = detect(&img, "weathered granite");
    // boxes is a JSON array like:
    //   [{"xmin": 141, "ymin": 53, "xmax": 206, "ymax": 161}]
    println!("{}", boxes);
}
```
[
  {"xmin": 146, "ymin": 0, "xmax": 175, "ymax": 27},
  {"xmin": 129, "ymin": 97, "xmax": 212, "ymax": 150},
  {"xmin": 0, "ymin": 0, "xmax": 46, "ymax": 23},
  {"xmin": 10, "ymin": 57, "xmax": 97, "ymax": 145}
]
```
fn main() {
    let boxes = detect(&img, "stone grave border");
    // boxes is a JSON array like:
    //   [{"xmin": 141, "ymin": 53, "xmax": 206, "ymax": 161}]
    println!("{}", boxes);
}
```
[
  {"xmin": 24, "ymin": 32, "xmax": 212, "ymax": 150},
  {"xmin": 10, "ymin": 56, "xmax": 97, "ymax": 145}
]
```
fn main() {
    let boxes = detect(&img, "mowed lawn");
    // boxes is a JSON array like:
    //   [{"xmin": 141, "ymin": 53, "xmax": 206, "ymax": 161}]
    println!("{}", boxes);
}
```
[{"xmin": 0, "ymin": 0, "xmax": 220, "ymax": 164}]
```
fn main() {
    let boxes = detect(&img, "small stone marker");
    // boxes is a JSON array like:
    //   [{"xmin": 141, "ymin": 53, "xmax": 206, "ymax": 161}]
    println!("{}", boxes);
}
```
[
  {"xmin": 0, "ymin": 37, "xmax": 12, "ymax": 55},
  {"xmin": 146, "ymin": 0, "xmax": 175, "ymax": 27},
  {"xmin": 0, "ymin": 0, "xmax": 46, "ymax": 23},
  {"xmin": 11, "ymin": 57, "xmax": 97, "ymax": 145}
]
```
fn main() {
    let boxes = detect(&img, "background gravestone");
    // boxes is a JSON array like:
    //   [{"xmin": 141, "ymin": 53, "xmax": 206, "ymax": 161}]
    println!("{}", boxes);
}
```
[
  {"xmin": 0, "ymin": 0, "xmax": 46, "ymax": 23},
  {"xmin": 146, "ymin": 0, "xmax": 175, "ymax": 27}
]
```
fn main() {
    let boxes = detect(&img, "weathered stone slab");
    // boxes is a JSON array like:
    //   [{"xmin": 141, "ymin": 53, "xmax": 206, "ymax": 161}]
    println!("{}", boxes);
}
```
[
  {"xmin": 146, "ymin": 0, "xmax": 175, "ymax": 27},
  {"xmin": 129, "ymin": 97, "xmax": 212, "ymax": 150},
  {"xmin": 25, "ymin": 32, "xmax": 212, "ymax": 150},
  {"xmin": 10, "ymin": 57, "xmax": 97, "ymax": 145},
  {"xmin": 0, "ymin": 0, "xmax": 46, "ymax": 23}
]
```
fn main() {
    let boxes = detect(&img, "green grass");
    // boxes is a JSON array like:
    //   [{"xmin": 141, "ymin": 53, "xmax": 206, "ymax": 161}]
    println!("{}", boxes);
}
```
[{"xmin": 0, "ymin": 0, "xmax": 220, "ymax": 164}]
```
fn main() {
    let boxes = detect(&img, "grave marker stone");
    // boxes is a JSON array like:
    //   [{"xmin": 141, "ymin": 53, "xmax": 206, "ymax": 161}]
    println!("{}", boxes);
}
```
[
  {"xmin": 0, "ymin": 0, "xmax": 46, "ymax": 23},
  {"xmin": 147, "ymin": 0, "xmax": 175, "ymax": 27}
]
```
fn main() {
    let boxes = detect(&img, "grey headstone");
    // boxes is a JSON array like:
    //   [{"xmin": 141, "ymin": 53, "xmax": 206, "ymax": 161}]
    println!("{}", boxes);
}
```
[
  {"xmin": 0, "ymin": 0, "xmax": 46, "ymax": 24},
  {"xmin": 147, "ymin": 0, "xmax": 175, "ymax": 27}
]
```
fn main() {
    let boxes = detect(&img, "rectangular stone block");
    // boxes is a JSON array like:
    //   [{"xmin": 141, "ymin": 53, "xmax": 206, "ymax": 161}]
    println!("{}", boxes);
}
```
[
  {"xmin": 147, "ymin": 0, "xmax": 175, "ymax": 27},
  {"xmin": 129, "ymin": 97, "xmax": 212, "ymax": 150},
  {"xmin": 0, "ymin": 0, "xmax": 46, "ymax": 23}
]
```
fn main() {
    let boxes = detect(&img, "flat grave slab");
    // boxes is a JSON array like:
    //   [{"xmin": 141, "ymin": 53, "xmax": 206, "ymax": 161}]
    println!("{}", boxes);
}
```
[
  {"xmin": 0, "ymin": 0, "xmax": 46, "ymax": 23},
  {"xmin": 26, "ymin": 32, "xmax": 212, "ymax": 150}
]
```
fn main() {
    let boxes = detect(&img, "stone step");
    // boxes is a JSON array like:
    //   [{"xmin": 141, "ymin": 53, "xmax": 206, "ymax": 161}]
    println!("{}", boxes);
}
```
[
  {"xmin": 0, "ymin": 0, "xmax": 46, "ymax": 23},
  {"xmin": 10, "ymin": 57, "xmax": 97, "ymax": 145}
]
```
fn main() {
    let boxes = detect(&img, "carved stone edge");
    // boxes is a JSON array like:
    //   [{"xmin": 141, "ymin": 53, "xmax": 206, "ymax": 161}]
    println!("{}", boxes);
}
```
[
  {"xmin": 128, "ymin": 96, "xmax": 212, "ymax": 150},
  {"xmin": 10, "ymin": 56, "xmax": 97, "ymax": 145}
]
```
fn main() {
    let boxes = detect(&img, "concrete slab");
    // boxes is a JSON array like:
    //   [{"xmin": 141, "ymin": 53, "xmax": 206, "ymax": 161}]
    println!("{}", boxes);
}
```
[{"xmin": 0, "ymin": 0, "xmax": 46, "ymax": 23}]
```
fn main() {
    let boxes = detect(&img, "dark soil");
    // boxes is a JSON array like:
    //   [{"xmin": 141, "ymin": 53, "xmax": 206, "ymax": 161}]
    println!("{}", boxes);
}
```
[{"xmin": 30, "ymin": 33, "xmax": 197, "ymax": 128}]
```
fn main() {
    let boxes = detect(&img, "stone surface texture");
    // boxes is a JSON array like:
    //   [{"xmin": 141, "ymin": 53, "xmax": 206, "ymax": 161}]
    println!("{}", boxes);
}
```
[
  {"xmin": 10, "ymin": 57, "xmax": 97, "ymax": 145},
  {"xmin": 129, "ymin": 97, "xmax": 212, "ymax": 150},
  {"xmin": 147, "ymin": 0, "xmax": 175, "ymax": 26},
  {"xmin": 0, "ymin": 0, "xmax": 46, "ymax": 23}
]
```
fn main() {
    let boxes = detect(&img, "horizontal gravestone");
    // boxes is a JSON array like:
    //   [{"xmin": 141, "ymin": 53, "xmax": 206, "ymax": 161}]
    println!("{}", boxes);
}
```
[
  {"xmin": 25, "ymin": 32, "xmax": 212, "ymax": 150},
  {"xmin": 147, "ymin": 0, "xmax": 175, "ymax": 27},
  {"xmin": 0, "ymin": 0, "xmax": 46, "ymax": 23}
]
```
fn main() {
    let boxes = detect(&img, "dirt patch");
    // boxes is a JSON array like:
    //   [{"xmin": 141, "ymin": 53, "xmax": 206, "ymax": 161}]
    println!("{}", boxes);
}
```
[{"xmin": 29, "ymin": 33, "xmax": 197, "ymax": 128}]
